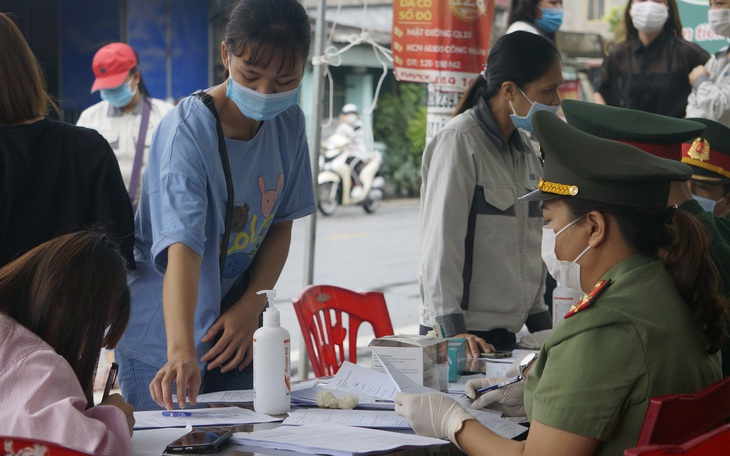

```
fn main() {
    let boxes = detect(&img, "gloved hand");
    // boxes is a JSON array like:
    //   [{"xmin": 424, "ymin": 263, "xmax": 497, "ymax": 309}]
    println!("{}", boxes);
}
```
[
  {"xmin": 394, "ymin": 392, "xmax": 475, "ymax": 448},
  {"xmin": 464, "ymin": 376, "xmax": 526, "ymax": 417}
]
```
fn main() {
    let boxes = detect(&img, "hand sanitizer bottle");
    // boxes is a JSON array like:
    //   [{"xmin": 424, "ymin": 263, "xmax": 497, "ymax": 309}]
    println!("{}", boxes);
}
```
[
  {"xmin": 253, "ymin": 289, "xmax": 291, "ymax": 414},
  {"xmin": 552, "ymin": 282, "xmax": 583, "ymax": 326}
]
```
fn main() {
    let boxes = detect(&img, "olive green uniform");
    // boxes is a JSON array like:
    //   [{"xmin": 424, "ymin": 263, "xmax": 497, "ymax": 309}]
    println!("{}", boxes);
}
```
[{"xmin": 524, "ymin": 255, "xmax": 722, "ymax": 455}]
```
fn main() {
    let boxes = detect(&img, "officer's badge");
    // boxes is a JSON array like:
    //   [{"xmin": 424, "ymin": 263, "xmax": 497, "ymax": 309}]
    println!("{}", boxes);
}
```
[
  {"xmin": 688, "ymin": 138, "xmax": 711, "ymax": 162},
  {"xmin": 564, "ymin": 279, "xmax": 612, "ymax": 319}
]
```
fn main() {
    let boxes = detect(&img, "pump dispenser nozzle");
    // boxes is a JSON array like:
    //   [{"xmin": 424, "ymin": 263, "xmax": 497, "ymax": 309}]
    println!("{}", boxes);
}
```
[
  {"xmin": 257, "ymin": 289, "xmax": 279, "ymax": 326},
  {"xmin": 257, "ymin": 289, "xmax": 277, "ymax": 309}
]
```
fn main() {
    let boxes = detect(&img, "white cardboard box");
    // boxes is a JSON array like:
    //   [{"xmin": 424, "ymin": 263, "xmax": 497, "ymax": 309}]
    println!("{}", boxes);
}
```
[{"xmin": 370, "ymin": 334, "xmax": 449, "ymax": 392}]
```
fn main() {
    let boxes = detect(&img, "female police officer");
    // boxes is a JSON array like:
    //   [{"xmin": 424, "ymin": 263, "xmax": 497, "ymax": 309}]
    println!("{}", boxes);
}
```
[{"xmin": 395, "ymin": 111, "xmax": 727, "ymax": 456}]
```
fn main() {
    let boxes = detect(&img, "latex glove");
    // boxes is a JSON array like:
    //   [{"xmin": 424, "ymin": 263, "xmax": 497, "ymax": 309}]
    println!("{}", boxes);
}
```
[
  {"xmin": 519, "ymin": 329, "xmax": 551, "ymax": 349},
  {"xmin": 394, "ymin": 392, "xmax": 475, "ymax": 448},
  {"xmin": 464, "ymin": 376, "xmax": 526, "ymax": 417}
]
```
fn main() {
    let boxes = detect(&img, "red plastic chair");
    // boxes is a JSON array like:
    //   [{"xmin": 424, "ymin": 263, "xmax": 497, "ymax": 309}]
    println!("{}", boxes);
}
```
[
  {"xmin": 1, "ymin": 436, "xmax": 92, "ymax": 455},
  {"xmin": 292, "ymin": 284, "xmax": 395, "ymax": 377},
  {"xmin": 624, "ymin": 423, "xmax": 730, "ymax": 455},
  {"xmin": 634, "ymin": 376, "xmax": 730, "ymax": 446}
]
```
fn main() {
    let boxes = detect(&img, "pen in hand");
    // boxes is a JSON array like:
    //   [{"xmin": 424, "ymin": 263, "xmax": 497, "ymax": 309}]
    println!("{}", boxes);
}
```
[
  {"xmin": 474, "ymin": 375, "xmax": 523, "ymax": 397},
  {"xmin": 472, "ymin": 352, "xmax": 538, "ymax": 398},
  {"xmin": 101, "ymin": 362, "xmax": 119, "ymax": 402}
]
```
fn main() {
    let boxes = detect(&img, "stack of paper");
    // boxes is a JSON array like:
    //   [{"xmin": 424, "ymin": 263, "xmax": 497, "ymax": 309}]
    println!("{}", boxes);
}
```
[
  {"xmin": 133, "ymin": 406, "xmax": 280, "ymax": 429},
  {"xmin": 230, "ymin": 423, "xmax": 445, "ymax": 456},
  {"xmin": 283, "ymin": 408, "xmax": 410, "ymax": 429}
]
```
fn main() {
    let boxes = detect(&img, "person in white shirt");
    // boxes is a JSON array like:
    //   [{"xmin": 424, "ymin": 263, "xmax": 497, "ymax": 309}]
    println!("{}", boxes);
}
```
[
  {"xmin": 686, "ymin": 0, "xmax": 730, "ymax": 127},
  {"xmin": 77, "ymin": 42, "xmax": 174, "ymax": 206}
]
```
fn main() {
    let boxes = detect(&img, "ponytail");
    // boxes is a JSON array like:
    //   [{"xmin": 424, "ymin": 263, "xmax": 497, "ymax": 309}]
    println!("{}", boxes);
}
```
[
  {"xmin": 659, "ymin": 209, "xmax": 728, "ymax": 354},
  {"xmin": 565, "ymin": 198, "xmax": 729, "ymax": 354}
]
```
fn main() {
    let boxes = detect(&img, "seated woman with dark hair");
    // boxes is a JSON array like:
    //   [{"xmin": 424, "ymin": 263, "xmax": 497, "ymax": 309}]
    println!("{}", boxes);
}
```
[{"xmin": 0, "ymin": 231, "xmax": 134, "ymax": 455}]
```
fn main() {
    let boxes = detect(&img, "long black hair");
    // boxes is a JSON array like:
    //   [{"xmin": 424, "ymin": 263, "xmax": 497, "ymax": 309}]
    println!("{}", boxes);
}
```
[
  {"xmin": 454, "ymin": 31, "xmax": 560, "ymax": 116},
  {"xmin": 564, "ymin": 198, "xmax": 728, "ymax": 354},
  {"xmin": 507, "ymin": 0, "xmax": 541, "ymax": 26},
  {"xmin": 624, "ymin": 0, "xmax": 683, "ymax": 41}
]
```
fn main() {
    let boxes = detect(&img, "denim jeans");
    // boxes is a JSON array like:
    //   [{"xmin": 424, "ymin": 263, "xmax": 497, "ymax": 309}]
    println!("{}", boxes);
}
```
[{"xmin": 116, "ymin": 353, "xmax": 164, "ymax": 411}]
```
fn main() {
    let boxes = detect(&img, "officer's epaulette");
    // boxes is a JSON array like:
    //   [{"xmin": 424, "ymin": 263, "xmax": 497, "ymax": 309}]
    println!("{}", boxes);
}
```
[{"xmin": 564, "ymin": 279, "xmax": 612, "ymax": 319}]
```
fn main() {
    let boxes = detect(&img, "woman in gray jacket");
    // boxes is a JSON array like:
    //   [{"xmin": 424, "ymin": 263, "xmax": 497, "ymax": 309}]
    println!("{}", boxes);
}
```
[{"xmin": 419, "ymin": 32, "xmax": 562, "ymax": 355}]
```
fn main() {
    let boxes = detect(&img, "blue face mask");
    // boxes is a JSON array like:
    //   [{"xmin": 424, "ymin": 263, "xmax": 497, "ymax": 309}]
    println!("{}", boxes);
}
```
[
  {"xmin": 693, "ymin": 194, "xmax": 719, "ymax": 213},
  {"xmin": 226, "ymin": 77, "xmax": 301, "ymax": 121},
  {"xmin": 510, "ymin": 89, "xmax": 560, "ymax": 133},
  {"xmin": 536, "ymin": 8, "xmax": 564, "ymax": 34},
  {"xmin": 100, "ymin": 82, "xmax": 136, "ymax": 109}
]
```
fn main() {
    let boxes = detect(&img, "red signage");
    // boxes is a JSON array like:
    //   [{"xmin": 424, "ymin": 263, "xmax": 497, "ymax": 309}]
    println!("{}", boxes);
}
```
[{"xmin": 392, "ymin": 0, "xmax": 495, "ymax": 92}]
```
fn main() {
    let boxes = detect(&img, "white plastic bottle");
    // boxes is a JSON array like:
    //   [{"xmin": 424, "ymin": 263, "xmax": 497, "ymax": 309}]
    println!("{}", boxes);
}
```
[
  {"xmin": 552, "ymin": 283, "xmax": 583, "ymax": 327},
  {"xmin": 253, "ymin": 289, "xmax": 291, "ymax": 415}
]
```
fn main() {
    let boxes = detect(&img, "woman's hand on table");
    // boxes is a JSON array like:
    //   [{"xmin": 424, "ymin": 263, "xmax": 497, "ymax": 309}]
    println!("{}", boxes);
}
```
[
  {"xmin": 149, "ymin": 350, "xmax": 201, "ymax": 410},
  {"xmin": 453, "ymin": 333, "xmax": 494, "ymax": 358}
]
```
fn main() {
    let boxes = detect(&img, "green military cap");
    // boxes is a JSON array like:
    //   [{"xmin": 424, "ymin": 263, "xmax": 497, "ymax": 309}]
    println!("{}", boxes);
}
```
[
  {"xmin": 682, "ymin": 118, "xmax": 730, "ymax": 184},
  {"xmin": 520, "ymin": 111, "xmax": 693, "ymax": 207},
  {"xmin": 561, "ymin": 100, "xmax": 706, "ymax": 161}
]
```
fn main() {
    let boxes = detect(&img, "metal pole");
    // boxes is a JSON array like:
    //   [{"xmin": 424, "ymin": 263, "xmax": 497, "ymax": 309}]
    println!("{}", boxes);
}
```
[{"xmin": 299, "ymin": 0, "xmax": 327, "ymax": 380}]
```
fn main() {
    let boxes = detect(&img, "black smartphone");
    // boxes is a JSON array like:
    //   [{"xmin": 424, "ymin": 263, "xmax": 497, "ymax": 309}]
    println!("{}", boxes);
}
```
[
  {"xmin": 164, "ymin": 427, "xmax": 234, "ymax": 454},
  {"xmin": 480, "ymin": 350, "xmax": 513, "ymax": 359}
]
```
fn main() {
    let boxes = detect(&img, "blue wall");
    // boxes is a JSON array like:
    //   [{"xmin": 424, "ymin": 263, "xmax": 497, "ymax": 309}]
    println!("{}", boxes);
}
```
[{"xmin": 59, "ymin": 0, "xmax": 208, "ymax": 112}]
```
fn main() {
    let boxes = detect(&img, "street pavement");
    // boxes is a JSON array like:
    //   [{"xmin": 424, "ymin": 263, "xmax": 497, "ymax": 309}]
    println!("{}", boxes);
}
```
[{"xmin": 275, "ymin": 198, "xmax": 422, "ymax": 378}]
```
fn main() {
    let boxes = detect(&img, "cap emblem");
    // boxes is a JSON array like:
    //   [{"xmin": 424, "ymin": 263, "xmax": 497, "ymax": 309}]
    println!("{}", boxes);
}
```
[
  {"xmin": 538, "ymin": 178, "xmax": 579, "ymax": 196},
  {"xmin": 688, "ymin": 138, "xmax": 711, "ymax": 162}
]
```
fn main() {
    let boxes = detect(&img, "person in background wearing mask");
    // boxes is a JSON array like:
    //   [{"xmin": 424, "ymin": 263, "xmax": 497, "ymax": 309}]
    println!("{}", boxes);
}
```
[
  {"xmin": 77, "ymin": 42, "xmax": 174, "ymax": 206},
  {"xmin": 505, "ymin": 0, "xmax": 564, "ymax": 41},
  {"xmin": 397, "ymin": 111, "xmax": 726, "ymax": 456},
  {"xmin": 115, "ymin": 0, "xmax": 315, "ymax": 411},
  {"xmin": 686, "ymin": 0, "xmax": 730, "ymax": 127},
  {"xmin": 419, "ymin": 32, "xmax": 562, "ymax": 357},
  {"xmin": 681, "ymin": 118, "xmax": 730, "ymax": 217},
  {"xmin": 595, "ymin": 0, "xmax": 709, "ymax": 118},
  {"xmin": 333, "ymin": 103, "xmax": 369, "ymax": 197}
]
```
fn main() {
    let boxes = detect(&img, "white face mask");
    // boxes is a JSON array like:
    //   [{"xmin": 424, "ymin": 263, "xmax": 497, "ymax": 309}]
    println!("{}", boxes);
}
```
[
  {"xmin": 541, "ymin": 217, "xmax": 591, "ymax": 293},
  {"xmin": 630, "ymin": 1, "xmax": 669, "ymax": 34},
  {"xmin": 708, "ymin": 8, "xmax": 730, "ymax": 38}
]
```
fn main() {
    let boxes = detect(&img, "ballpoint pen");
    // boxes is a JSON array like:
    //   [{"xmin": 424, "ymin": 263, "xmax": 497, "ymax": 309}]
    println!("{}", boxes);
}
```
[
  {"xmin": 162, "ymin": 411, "xmax": 193, "ymax": 417},
  {"xmin": 474, "ymin": 352, "xmax": 538, "ymax": 398},
  {"xmin": 102, "ymin": 362, "xmax": 118, "ymax": 402},
  {"xmin": 474, "ymin": 375, "xmax": 524, "ymax": 396}
]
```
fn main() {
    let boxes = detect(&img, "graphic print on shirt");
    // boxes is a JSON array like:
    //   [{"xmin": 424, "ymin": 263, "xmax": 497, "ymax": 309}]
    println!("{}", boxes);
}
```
[{"xmin": 222, "ymin": 173, "xmax": 284, "ymax": 278}]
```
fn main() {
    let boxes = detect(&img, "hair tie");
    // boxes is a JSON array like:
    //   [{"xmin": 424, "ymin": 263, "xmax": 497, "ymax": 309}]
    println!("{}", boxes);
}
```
[{"xmin": 665, "ymin": 205, "xmax": 678, "ymax": 225}]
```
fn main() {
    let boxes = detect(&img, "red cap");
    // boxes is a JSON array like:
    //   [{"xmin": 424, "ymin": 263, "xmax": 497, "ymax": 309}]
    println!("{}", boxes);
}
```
[{"xmin": 90, "ymin": 43, "xmax": 137, "ymax": 93}]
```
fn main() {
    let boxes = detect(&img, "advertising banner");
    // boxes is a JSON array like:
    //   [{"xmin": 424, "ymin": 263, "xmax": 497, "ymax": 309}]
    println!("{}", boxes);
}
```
[
  {"xmin": 392, "ymin": 0, "xmax": 495, "ymax": 92},
  {"xmin": 678, "ymin": 0, "xmax": 729, "ymax": 54}
]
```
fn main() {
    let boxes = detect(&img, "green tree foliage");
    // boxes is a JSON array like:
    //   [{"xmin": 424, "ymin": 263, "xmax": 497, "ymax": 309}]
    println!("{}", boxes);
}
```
[
  {"xmin": 373, "ymin": 83, "xmax": 427, "ymax": 197},
  {"xmin": 606, "ymin": 5, "xmax": 627, "ymax": 45}
]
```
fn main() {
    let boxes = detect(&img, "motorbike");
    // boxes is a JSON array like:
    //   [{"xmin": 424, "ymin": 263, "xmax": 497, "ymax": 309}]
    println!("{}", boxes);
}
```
[{"xmin": 317, "ymin": 134, "xmax": 385, "ymax": 216}]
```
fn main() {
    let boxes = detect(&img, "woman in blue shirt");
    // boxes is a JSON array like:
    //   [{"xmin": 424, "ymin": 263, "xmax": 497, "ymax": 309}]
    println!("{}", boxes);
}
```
[{"xmin": 116, "ymin": 0, "xmax": 315, "ymax": 410}]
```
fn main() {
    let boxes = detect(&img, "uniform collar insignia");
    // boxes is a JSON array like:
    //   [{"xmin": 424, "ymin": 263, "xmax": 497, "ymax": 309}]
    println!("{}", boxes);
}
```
[{"xmin": 564, "ymin": 279, "xmax": 612, "ymax": 319}]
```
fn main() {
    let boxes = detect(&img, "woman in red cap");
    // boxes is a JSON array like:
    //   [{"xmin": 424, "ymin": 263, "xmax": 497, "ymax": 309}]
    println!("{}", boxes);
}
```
[{"xmin": 77, "ymin": 42, "xmax": 174, "ymax": 206}]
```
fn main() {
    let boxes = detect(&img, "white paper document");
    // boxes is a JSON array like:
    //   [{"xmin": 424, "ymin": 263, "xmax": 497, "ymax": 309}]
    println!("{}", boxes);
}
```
[
  {"xmin": 448, "ymin": 373, "xmax": 486, "ymax": 394},
  {"xmin": 283, "ymin": 408, "xmax": 410, "ymax": 429},
  {"xmin": 133, "ymin": 406, "xmax": 280, "ymax": 429},
  {"xmin": 230, "ymin": 423, "xmax": 446, "ymax": 456},
  {"xmin": 131, "ymin": 428, "xmax": 188, "ymax": 456},
  {"xmin": 291, "ymin": 362, "xmax": 397, "ymax": 410},
  {"xmin": 193, "ymin": 389, "xmax": 254, "ymax": 403}
]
